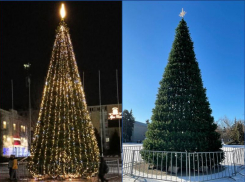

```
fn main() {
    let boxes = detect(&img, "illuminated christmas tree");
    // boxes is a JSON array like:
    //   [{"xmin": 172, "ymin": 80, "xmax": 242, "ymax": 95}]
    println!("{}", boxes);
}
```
[{"xmin": 28, "ymin": 4, "xmax": 99, "ymax": 179}]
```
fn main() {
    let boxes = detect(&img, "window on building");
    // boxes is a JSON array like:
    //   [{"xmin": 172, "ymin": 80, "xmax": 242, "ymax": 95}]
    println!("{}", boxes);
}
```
[
  {"xmin": 21, "ymin": 125, "xmax": 26, "ymax": 132},
  {"xmin": 3, "ymin": 135, "xmax": 6, "ymax": 142},
  {"xmin": 3, "ymin": 121, "xmax": 6, "ymax": 129},
  {"xmin": 13, "ymin": 123, "xmax": 16, "ymax": 130}
]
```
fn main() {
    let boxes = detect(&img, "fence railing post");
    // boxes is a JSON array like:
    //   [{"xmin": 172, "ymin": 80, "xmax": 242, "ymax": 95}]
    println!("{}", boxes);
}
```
[
  {"xmin": 233, "ymin": 149, "xmax": 236, "ymax": 175},
  {"xmin": 117, "ymin": 159, "xmax": 120, "ymax": 176},
  {"xmin": 189, "ymin": 153, "xmax": 191, "ymax": 182},
  {"xmin": 186, "ymin": 151, "xmax": 188, "ymax": 178},
  {"xmin": 130, "ymin": 150, "xmax": 135, "ymax": 176}
]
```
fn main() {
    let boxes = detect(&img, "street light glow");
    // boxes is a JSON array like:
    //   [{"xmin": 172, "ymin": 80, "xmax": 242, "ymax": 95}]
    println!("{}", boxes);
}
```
[{"xmin": 24, "ymin": 63, "xmax": 31, "ymax": 69}]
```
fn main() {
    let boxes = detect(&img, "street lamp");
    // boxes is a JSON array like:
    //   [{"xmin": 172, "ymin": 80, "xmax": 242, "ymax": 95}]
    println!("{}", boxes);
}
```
[
  {"xmin": 24, "ymin": 63, "xmax": 31, "ymax": 154},
  {"xmin": 24, "ymin": 63, "xmax": 31, "ymax": 69}
]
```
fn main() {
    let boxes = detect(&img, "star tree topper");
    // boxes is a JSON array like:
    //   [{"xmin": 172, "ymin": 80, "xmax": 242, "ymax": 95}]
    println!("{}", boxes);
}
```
[
  {"xmin": 60, "ymin": 3, "xmax": 66, "ymax": 19},
  {"xmin": 179, "ymin": 8, "xmax": 187, "ymax": 18}
]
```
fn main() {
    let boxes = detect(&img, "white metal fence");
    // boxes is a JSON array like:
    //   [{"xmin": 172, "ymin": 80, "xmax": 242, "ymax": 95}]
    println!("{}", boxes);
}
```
[
  {"xmin": 123, "ymin": 146, "xmax": 244, "ymax": 182},
  {"xmin": 105, "ymin": 159, "xmax": 121, "ymax": 179}
]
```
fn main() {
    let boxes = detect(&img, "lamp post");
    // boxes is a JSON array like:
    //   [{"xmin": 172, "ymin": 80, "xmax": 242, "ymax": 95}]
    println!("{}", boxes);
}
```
[{"xmin": 24, "ymin": 63, "xmax": 31, "ymax": 153}]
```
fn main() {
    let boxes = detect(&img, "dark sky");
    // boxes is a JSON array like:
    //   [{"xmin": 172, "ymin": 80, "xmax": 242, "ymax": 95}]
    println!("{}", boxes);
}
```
[{"xmin": 0, "ymin": 1, "xmax": 122, "ymax": 111}]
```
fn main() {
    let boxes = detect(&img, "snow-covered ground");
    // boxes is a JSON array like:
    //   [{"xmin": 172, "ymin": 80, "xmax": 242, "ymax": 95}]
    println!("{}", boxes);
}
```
[
  {"xmin": 123, "ymin": 165, "xmax": 245, "ymax": 182},
  {"xmin": 122, "ymin": 143, "xmax": 244, "ymax": 182},
  {"xmin": 123, "ymin": 172, "xmax": 245, "ymax": 182}
]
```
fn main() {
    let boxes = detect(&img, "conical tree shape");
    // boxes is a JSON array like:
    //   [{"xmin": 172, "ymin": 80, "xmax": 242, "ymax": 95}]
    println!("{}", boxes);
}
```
[
  {"xmin": 29, "ymin": 20, "xmax": 99, "ymax": 178},
  {"xmin": 143, "ymin": 19, "xmax": 222, "ymax": 154}
]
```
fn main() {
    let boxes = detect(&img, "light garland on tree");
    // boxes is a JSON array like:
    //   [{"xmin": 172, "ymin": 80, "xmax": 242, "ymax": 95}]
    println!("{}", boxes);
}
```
[{"xmin": 28, "ymin": 4, "xmax": 100, "ymax": 179}]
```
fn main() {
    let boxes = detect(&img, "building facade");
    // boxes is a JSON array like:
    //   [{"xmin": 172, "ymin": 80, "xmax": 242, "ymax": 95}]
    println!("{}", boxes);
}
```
[
  {"xmin": 18, "ymin": 109, "xmax": 39, "ymax": 144},
  {"xmin": 131, "ymin": 121, "xmax": 147, "ymax": 143},
  {"xmin": 0, "ymin": 109, "xmax": 29, "ymax": 157}
]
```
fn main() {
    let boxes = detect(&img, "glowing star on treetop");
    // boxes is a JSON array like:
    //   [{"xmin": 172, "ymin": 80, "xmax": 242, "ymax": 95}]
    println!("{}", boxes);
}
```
[
  {"xmin": 179, "ymin": 8, "xmax": 187, "ymax": 18},
  {"xmin": 60, "ymin": 4, "xmax": 66, "ymax": 19}
]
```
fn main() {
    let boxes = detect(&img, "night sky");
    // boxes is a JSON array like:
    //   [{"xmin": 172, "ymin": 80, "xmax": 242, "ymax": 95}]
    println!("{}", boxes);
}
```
[{"xmin": 0, "ymin": 2, "xmax": 122, "ymax": 111}]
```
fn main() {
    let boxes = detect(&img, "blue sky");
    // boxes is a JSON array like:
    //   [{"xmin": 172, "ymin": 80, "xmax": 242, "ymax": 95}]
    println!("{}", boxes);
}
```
[{"xmin": 123, "ymin": 1, "xmax": 244, "ymax": 124}]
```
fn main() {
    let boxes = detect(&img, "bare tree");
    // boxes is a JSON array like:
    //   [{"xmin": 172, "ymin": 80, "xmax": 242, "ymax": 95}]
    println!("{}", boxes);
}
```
[
  {"xmin": 216, "ymin": 116, "xmax": 233, "ymax": 143},
  {"xmin": 216, "ymin": 116, "xmax": 245, "ymax": 144}
]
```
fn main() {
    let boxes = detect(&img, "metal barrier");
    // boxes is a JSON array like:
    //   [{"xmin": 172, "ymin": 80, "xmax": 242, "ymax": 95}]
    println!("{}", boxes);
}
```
[
  {"xmin": 123, "ymin": 147, "xmax": 244, "ymax": 182},
  {"xmin": 187, "ymin": 151, "xmax": 233, "ymax": 182},
  {"xmin": 222, "ymin": 147, "xmax": 237, "ymax": 152},
  {"xmin": 123, "ymin": 150, "xmax": 189, "ymax": 182},
  {"xmin": 0, "ymin": 162, "xmax": 32, "ymax": 180},
  {"xmin": 105, "ymin": 159, "xmax": 121, "ymax": 179},
  {"xmin": 0, "ymin": 159, "xmax": 121, "ymax": 181},
  {"xmin": 123, "ymin": 145, "xmax": 143, "ymax": 151},
  {"xmin": 17, "ymin": 162, "xmax": 32, "ymax": 179},
  {"xmin": 232, "ymin": 148, "xmax": 245, "ymax": 175}
]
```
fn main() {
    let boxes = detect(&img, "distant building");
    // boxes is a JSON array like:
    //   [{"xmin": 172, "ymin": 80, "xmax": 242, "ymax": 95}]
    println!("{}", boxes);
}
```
[
  {"xmin": 18, "ymin": 109, "xmax": 39, "ymax": 143},
  {"xmin": 0, "ymin": 109, "xmax": 29, "ymax": 157},
  {"xmin": 131, "ymin": 121, "xmax": 147, "ymax": 143}
]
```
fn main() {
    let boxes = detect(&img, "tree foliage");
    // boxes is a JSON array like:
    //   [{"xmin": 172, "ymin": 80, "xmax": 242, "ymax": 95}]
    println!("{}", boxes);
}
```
[
  {"xmin": 142, "ymin": 19, "xmax": 223, "ymax": 168},
  {"xmin": 108, "ymin": 130, "xmax": 121, "ymax": 155},
  {"xmin": 122, "ymin": 109, "xmax": 135, "ymax": 142},
  {"xmin": 94, "ymin": 128, "xmax": 102, "ymax": 154},
  {"xmin": 216, "ymin": 117, "xmax": 244, "ymax": 145},
  {"xmin": 145, "ymin": 119, "xmax": 150, "ymax": 125},
  {"xmin": 230, "ymin": 121, "xmax": 244, "ymax": 144}
]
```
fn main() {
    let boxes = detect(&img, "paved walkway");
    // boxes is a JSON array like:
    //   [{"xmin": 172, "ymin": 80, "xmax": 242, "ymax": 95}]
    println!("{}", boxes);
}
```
[{"xmin": 0, "ymin": 176, "xmax": 122, "ymax": 182}]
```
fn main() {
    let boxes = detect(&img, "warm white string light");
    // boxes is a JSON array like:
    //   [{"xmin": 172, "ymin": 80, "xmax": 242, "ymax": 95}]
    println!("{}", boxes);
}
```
[{"xmin": 29, "ymin": 4, "xmax": 99, "ymax": 179}]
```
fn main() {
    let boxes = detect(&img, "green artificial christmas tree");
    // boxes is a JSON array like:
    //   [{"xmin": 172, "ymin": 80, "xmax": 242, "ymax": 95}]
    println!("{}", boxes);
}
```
[
  {"xmin": 142, "ymin": 11, "xmax": 223, "ymax": 168},
  {"xmin": 28, "ymin": 4, "xmax": 99, "ymax": 179}
]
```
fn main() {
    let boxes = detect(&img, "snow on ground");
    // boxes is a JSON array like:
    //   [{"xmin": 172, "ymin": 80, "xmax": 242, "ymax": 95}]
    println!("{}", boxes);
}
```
[
  {"xmin": 122, "ymin": 164, "xmax": 245, "ymax": 182},
  {"xmin": 123, "ymin": 164, "xmax": 245, "ymax": 182},
  {"xmin": 123, "ymin": 172, "xmax": 245, "ymax": 182},
  {"xmin": 122, "ymin": 143, "xmax": 244, "ymax": 182}
]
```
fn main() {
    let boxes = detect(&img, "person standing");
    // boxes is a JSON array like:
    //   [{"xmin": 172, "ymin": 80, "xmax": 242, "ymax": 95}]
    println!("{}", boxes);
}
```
[
  {"xmin": 11, "ymin": 156, "xmax": 18, "ymax": 180},
  {"xmin": 8, "ymin": 155, "xmax": 14, "ymax": 179},
  {"xmin": 98, "ymin": 157, "xmax": 109, "ymax": 182}
]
